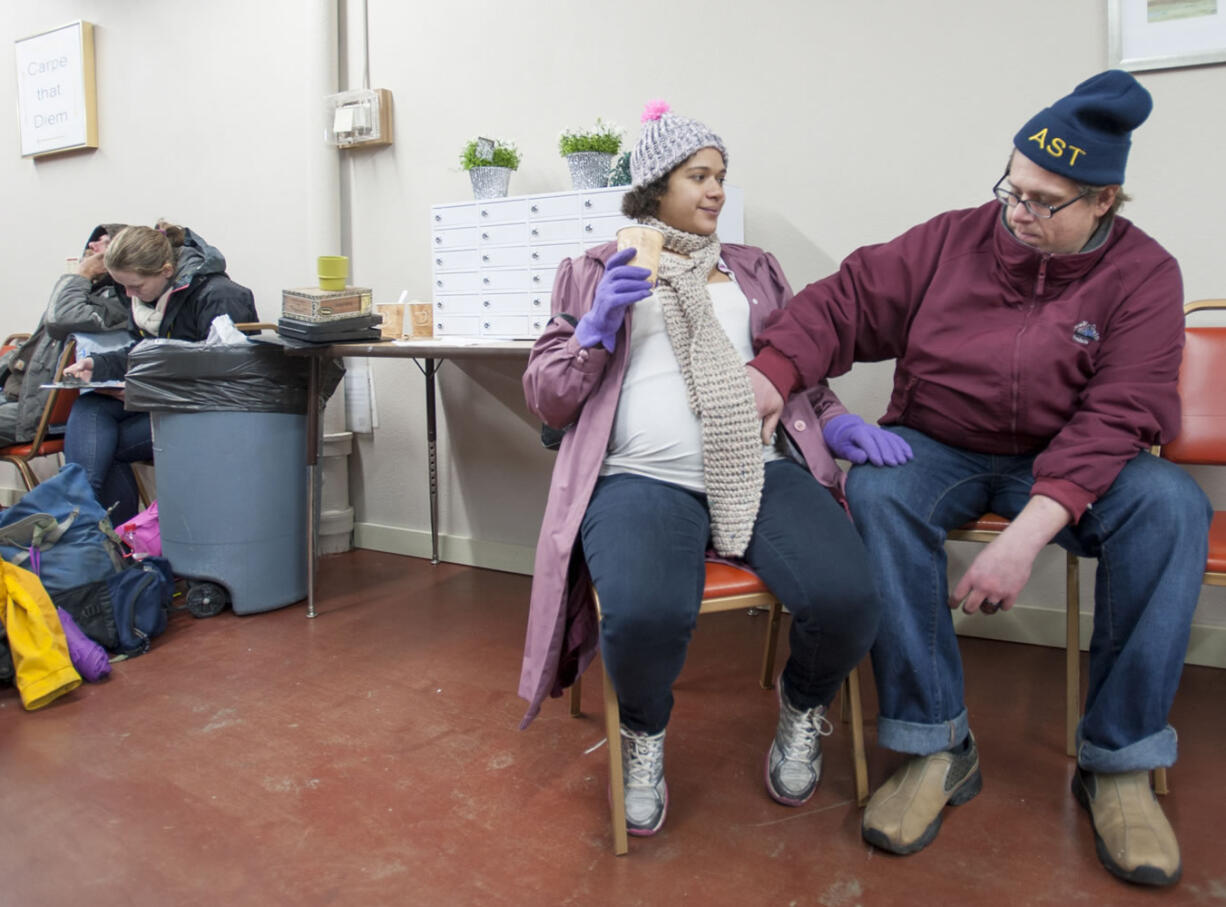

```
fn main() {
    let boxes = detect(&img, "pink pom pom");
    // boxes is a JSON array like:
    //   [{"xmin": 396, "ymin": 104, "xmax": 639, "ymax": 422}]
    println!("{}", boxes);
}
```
[{"xmin": 641, "ymin": 100, "xmax": 670, "ymax": 123}]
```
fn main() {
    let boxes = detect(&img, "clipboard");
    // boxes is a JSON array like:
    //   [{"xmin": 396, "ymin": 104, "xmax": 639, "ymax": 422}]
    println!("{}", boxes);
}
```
[{"xmin": 41, "ymin": 379, "xmax": 125, "ymax": 390}]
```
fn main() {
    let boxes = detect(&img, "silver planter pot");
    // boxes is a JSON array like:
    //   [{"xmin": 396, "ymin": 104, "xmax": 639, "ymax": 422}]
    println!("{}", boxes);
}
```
[
  {"xmin": 566, "ymin": 152, "xmax": 615, "ymax": 190},
  {"xmin": 469, "ymin": 166, "xmax": 513, "ymax": 199}
]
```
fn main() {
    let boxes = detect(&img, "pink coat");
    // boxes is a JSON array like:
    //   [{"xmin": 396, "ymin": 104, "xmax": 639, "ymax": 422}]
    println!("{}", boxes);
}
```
[{"xmin": 517, "ymin": 242, "xmax": 849, "ymax": 727}]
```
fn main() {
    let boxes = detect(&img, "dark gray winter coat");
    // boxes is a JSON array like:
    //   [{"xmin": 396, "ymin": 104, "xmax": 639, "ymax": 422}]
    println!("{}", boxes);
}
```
[{"xmin": 0, "ymin": 224, "xmax": 130, "ymax": 442}]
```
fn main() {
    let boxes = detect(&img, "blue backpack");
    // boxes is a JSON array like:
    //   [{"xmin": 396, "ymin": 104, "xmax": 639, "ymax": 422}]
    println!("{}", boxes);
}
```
[
  {"xmin": 0, "ymin": 463, "xmax": 125, "ymax": 595},
  {"xmin": 54, "ymin": 557, "xmax": 174, "ymax": 656},
  {"xmin": 0, "ymin": 464, "xmax": 173, "ymax": 657}
]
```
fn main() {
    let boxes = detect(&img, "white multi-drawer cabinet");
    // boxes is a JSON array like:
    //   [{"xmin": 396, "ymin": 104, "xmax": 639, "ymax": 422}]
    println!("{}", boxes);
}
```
[{"xmin": 429, "ymin": 185, "xmax": 744, "ymax": 339}]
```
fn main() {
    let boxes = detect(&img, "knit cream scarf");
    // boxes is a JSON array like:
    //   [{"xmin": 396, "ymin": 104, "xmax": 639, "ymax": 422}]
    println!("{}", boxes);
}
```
[
  {"xmin": 644, "ymin": 216, "xmax": 763, "ymax": 557},
  {"xmin": 131, "ymin": 283, "xmax": 173, "ymax": 336}
]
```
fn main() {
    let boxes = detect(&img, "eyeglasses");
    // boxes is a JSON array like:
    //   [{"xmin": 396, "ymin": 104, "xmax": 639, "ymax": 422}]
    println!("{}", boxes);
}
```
[{"xmin": 992, "ymin": 173, "xmax": 1090, "ymax": 220}]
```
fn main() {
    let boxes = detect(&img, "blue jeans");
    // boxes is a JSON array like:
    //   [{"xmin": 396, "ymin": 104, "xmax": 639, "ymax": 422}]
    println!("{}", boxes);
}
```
[
  {"xmin": 64, "ymin": 393, "xmax": 153, "ymax": 524},
  {"xmin": 845, "ymin": 426, "xmax": 1212, "ymax": 773},
  {"xmin": 581, "ymin": 459, "xmax": 881, "ymax": 734}
]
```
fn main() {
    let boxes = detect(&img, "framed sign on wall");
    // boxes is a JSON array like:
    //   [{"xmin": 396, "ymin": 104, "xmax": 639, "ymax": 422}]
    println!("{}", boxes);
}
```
[
  {"xmin": 1108, "ymin": 0, "xmax": 1226, "ymax": 72},
  {"xmin": 14, "ymin": 20, "xmax": 98, "ymax": 158}
]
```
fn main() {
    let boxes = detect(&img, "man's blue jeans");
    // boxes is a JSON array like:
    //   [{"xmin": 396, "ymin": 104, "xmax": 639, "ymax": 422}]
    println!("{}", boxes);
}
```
[
  {"xmin": 64, "ymin": 393, "xmax": 153, "ymax": 524},
  {"xmin": 581, "ymin": 459, "xmax": 881, "ymax": 734},
  {"xmin": 846, "ymin": 427, "xmax": 1211, "ymax": 773}
]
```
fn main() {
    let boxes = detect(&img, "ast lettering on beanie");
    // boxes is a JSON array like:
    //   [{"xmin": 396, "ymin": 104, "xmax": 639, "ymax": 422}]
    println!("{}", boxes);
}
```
[
  {"xmin": 630, "ymin": 100, "xmax": 728, "ymax": 189},
  {"xmin": 1013, "ymin": 69, "xmax": 1153, "ymax": 185}
]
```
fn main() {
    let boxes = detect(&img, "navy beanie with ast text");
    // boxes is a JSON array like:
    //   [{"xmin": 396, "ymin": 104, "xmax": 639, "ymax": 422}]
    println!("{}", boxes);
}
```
[{"xmin": 1013, "ymin": 69, "xmax": 1152, "ymax": 185}]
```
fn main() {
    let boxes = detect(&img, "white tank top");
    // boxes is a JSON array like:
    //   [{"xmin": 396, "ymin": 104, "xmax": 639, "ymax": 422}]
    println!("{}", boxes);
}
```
[{"xmin": 600, "ymin": 278, "xmax": 783, "ymax": 491}]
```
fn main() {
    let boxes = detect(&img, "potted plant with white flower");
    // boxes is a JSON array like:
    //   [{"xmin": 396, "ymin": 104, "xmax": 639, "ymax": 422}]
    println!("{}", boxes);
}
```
[
  {"xmin": 558, "ymin": 118, "xmax": 623, "ymax": 190},
  {"xmin": 459, "ymin": 137, "xmax": 522, "ymax": 199}
]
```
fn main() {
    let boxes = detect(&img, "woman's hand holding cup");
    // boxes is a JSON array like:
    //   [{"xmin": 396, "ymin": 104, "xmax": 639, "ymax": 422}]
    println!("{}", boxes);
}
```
[{"xmin": 573, "ymin": 247, "xmax": 653, "ymax": 353}]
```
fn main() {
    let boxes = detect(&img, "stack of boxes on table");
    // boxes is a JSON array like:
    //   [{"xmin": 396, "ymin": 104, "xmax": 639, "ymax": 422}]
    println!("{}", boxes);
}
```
[
  {"xmin": 279, "ymin": 254, "xmax": 385, "ymax": 343},
  {"xmin": 279, "ymin": 252, "xmax": 435, "ymax": 343},
  {"xmin": 278, "ymin": 286, "xmax": 383, "ymax": 343},
  {"xmin": 278, "ymin": 289, "xmax": 436, "ymax": 342}
]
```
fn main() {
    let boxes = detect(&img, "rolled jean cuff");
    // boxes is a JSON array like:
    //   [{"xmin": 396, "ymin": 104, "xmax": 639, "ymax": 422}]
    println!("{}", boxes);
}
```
[
  {"xmin": 876, "ymin": 709, "xmax": 970, "ymax": 756},
  {"xmin": 1076, "ymin": 722, "xmax": 1177, "ymax": 773}
]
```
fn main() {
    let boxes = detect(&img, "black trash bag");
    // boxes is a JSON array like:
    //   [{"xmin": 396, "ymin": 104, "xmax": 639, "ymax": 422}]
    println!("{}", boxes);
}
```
[{"xmin": 123, "ymin": 339, "xmax": 314, "ymax": 414}]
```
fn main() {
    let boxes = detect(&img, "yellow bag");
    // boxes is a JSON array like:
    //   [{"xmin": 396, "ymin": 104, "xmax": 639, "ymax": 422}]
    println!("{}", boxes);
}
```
[{"xmin": 0, "ymin": 561, "xmax": 80, "ymax": 709}]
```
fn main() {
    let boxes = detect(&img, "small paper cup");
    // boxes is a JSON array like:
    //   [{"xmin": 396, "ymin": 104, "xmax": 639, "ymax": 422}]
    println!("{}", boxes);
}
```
[
  {"xmin": 615, "ymin": 225, "xmax": 665, "ymax": 286},
  {"xmin": 408, "ymin": 302, "xmax": 434, "ymax": 339}
]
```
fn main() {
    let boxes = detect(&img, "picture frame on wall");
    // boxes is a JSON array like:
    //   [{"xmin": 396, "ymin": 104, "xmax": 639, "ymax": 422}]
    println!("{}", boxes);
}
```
[
  {"xmin": 14, "ymin": 20, "xmax": 98, "ymax": 158},
  {"xmin": 1108, "ymin": 0, "xmax": 1226, "ymax": 71}
]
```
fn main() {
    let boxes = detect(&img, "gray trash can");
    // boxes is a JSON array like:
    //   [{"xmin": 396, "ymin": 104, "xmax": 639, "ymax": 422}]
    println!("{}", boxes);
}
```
[{"xmin": 125, "ymin": 340, "xmax": 312, "ymax": 615}]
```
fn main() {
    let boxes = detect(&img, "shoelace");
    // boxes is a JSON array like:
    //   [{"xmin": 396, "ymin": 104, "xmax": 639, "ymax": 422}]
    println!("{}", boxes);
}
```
[
  {"xmin": 624, "ymin": 733, "xmax": 664, "ymax": 787},
  {"xmin": 780, "ymin": 704, "xmax": 833, "ymax": 762}
]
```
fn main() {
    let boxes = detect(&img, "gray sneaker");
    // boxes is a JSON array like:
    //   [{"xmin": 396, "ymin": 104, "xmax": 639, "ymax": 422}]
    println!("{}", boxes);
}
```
[
  {"xmin": 765, "ymin": 676, "xmax": 832, "ymax": 806},
  {"xmin": 620, "ymin": 725, "xmax": 667, "ymax": 836}
]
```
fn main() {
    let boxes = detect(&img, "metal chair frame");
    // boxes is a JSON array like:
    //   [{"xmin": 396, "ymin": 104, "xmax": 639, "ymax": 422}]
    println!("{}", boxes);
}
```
[{"xmin": 948, "ymin": 515, "xmax": 1083, "ymax": 759}]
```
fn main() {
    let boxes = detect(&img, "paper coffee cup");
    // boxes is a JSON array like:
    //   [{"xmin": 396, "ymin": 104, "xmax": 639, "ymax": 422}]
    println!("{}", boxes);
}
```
[
  {"xmin": 616, "ymin": 225, "xmax": 665, "ymax": 286},
  {"xmin": 375, "ymin": 302, "xmax": 405, "ymax": 339},
  {"xmin": 409, "ymin": 302, "xmax": 434, "ymax": 340}
]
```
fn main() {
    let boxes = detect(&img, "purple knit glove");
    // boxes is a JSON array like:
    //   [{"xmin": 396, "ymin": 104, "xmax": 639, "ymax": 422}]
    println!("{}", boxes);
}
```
[
  {"xmin": 573, "ymin": 247, "xmax": 653, "ymax": 352},
  {"xmin": 822, "ymin": 414, "xmax": 913, "ymax": 466}
]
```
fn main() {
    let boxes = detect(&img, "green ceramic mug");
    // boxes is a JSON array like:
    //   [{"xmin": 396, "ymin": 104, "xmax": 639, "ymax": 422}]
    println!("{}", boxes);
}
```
[{"xmin": 318, "ymin": 255, "xmax": 348, "ymax": 291}]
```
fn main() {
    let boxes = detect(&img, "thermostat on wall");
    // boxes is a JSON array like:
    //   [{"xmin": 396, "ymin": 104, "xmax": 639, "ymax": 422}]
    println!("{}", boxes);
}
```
[{"xmin": 324, "ymin": 88, "xmax": 393, "ymax": 149}]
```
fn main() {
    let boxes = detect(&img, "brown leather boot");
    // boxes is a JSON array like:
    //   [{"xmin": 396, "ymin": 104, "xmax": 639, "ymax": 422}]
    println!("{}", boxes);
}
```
[{"xmin": 1073, "ymin": 767, "xmax": 1181, "ymax": 886}]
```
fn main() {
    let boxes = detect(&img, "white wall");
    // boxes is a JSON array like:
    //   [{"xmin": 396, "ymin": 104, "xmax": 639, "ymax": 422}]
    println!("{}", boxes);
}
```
[
  {"xmin": 1, "ymin": 1, "xmax": 1223, "ymax": 656},
  {"xmin": 0, "ymin": 0, "xmax": 339, "ymax": 322}
]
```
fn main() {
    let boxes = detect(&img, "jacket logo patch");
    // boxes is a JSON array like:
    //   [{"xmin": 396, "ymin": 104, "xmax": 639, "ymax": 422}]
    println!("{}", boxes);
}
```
[{"xmin": 1072, "ymin": 321, "xmax": 1100, "ymax": 345}]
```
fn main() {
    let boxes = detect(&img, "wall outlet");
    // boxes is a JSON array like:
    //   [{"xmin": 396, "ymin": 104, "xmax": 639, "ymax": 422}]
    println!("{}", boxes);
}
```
[{"xmin": 324, "ymin": 88, "xmax": 393, "ymax": 149}]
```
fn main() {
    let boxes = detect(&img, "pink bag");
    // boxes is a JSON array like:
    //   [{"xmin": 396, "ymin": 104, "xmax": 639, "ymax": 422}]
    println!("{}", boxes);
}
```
[{"xmin": 119, "ymin": 501, "xmax": 162, "ymax": 558}]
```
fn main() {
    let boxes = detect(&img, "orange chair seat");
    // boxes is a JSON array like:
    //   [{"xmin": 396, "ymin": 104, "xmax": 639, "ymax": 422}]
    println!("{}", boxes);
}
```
[
  {"xmin": 1208, "ymin": 511, "xmax": 1226, "ymax": 576},
  {"xmin": 703, "ymin": 561, "xmax": 769, "ymax": 598},
  {"xmin": 0, "ymin": 438, "xmax": 65, "ymax": 459},
  {"xmin": 960, "ymin": 513, "xmax": 1011, "ymax": 533}
]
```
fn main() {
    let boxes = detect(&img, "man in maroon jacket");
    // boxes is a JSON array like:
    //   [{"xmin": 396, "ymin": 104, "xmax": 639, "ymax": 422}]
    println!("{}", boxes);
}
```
[{"xmin": 747, "ymin": 70, "xmax": 1210, "ymax": 887}]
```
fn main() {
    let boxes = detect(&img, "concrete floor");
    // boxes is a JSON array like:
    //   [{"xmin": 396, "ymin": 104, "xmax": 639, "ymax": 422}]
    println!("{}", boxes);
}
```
[{"xmin": 1, "ymin": 549, "xmax": 1222, "ymax": 906}]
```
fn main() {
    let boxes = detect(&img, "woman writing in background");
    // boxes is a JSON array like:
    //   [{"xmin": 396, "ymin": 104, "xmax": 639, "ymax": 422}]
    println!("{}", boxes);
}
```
[
  {"xmin": 62, "ymin": 221, "xmax": 257, "ymax": 523},
  {"xmin": 518, "ymin": 103, "xmax": 908, "ymax": 838}
]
